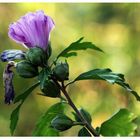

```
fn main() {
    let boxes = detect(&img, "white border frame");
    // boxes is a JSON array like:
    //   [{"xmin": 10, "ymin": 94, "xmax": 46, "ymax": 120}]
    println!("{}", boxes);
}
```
[{"xmin": 0, "ymin": 0, "xmax": 140, "ymax": 3}]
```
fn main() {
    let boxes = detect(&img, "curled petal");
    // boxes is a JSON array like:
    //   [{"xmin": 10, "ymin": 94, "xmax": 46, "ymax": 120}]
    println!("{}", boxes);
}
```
[
  {"xmin": 3, "ymin": 61, "xmax": 15, "ymax": 104},
  {"xmin": 0, "ymin": 49, "xmax": 25, "ymax": 62}
]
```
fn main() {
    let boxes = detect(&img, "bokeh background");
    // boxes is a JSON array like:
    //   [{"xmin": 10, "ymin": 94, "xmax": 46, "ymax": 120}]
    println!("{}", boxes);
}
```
[{"xmin": 0, "ymin": 3, "xmax": 140, "ymax": 136}]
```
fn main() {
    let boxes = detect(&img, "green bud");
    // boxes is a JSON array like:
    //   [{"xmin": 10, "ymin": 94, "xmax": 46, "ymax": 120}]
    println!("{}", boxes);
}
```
[
  {"xmin": 26, "ymin": 47, "xmax": 48, "ymax": 67},
  {"xmin": 79, "ymin": 108, "xmax": 92, "ymax": 123},
  {"xmin": 53, "ymin": 62, "xmax": 69, "ymax": 81},
  {"xmin": 41, "ymin": 80, "xmax": 60, "ymax": 98},
  {"xmin": 51, "ymin": 114, "xmax": 74, "ymax": 131},
  {"xmin": 73, "ymin": 108, "xmax": 92, "ymax": 124},
  {"xmin": 16, "ymin": 61, "xmax": 38, "ymax": 78}
]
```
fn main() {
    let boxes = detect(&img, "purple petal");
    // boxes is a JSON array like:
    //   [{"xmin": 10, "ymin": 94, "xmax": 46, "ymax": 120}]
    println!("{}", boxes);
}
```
[{"xmin": 8, "ymin": 10, "xmax": 55, "ymax": 51}]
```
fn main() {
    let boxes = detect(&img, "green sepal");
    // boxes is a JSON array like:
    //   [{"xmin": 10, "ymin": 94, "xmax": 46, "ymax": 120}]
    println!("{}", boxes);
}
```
[
  {"xmin": 46, "ymin": 42, "xmax": 52, "ymax": 59},
  {"xmin": 51, "ymin": 114, "xmax": 74, "ymax": 131},
  {"xmin": 26, "ymin": 47, "xmax": 48, "ymax": 67},
  {"xmin": 16, "ymin": 60, "xmax": 38, "ymax": 78}
]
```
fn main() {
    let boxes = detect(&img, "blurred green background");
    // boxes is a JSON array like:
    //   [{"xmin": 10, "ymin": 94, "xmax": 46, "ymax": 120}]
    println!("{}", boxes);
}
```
[{"xmin": 0, "ymin": 3, "xmax": 140, "ymax": 136}]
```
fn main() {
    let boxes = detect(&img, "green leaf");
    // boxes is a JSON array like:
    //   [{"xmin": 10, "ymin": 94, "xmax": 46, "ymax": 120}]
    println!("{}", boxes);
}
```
[
  {"xmin": 133, "ymin": 116, "xmax": 140, "ymax": 136},
  {"xmin": 14, "ymin": 82, "xmax": 40, "ymax": 103},
  {"xmin": 57, "ymin": 37, "xmax": 103, "ymax": 59},
  {"xmin": 61, "ymin": 52, "xmax": 77, "ymax": 58},
  {"xmin": 33, "ymin": 102, "xmax": 65, "ymax": 136},
  {"xmin": 10, "ymin": 82, "xmax": 39, "ymax": 135},
  {"xmin": 78, "ymin": 127, "xmax": 92, "ymax": 137},
  {"xmin": 10, "ymin": 104, "xmax": 21, "ymax": 135},
  {"xmin": 100, "ymin": 108, "xmax": 137, "ymax": 136},
  {"xmin": 74, "ymin": 68, "xmax": 140, "ymax": 101}
]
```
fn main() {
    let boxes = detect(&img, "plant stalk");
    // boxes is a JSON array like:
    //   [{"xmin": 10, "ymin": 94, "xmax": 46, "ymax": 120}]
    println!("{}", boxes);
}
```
[{"xmin": 53, "ymin": 79, "xmax": 99, "ymax": 136}]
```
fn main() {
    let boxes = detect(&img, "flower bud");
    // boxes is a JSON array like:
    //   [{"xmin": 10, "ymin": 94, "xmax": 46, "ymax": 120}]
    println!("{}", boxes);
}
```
[
  {"xmin": 16, "ymin": 61, "xmax": 39, "ymax": 78},
  {"xmin": 41, "ymin": 80, "xmax": 60, "ymax": 98},
  {"xmin": 1, "ymin": 50, "xmax": 25, "ymax": 62},
  {"xmin": 73, "ymin": 108, "xmax": 92, "ymax": 124},
  {"xmin": 26, "ymin": 47, "xmax": 48, "ymax": 67},
  {"xmin": 53, "ymin": 62, "xmax": 69, "ymax": 81},
  {"xmin": 8, "ymin": 10, "xmax": 54, "ymax": 50},
  {"xmin": 79, "ymin": 108, "xmax": 92, "ymax": 123},
  {"xmin": 51, "ymin": 114, "xmax": 74, "ymax": 131}
]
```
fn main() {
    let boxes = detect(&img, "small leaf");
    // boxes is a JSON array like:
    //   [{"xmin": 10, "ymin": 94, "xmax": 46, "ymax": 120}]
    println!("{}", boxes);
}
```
[
  {"xmin": 10, "ymin": 82, "xmax": 39, "ymax": 135},
  {"xmin": 78, "ymin": 127, "xmax": 92, "ymax": 137},
  {"xmin": 38, "ymin": 68, "xmax": 50, "ymax": 90},
  {"xmin": 10, "ymin": 104, "xmax": 21, "ymax": 135},
  {"xmin": 33, "ymin": 102, "xmax": 65, "ymax": 136},
  {"xmin": 74, "ymin": 68, "xmax": 140, "ymax": 101},
  {"xmin": 38, "ymin": 68, "xmax": 49, "ymax": 81},
  {"xmin": 100, "ymin": 108, "xmax": 137, "ymax": 136},
  {"xmin": 61, "ymin": 52, "xmax": 77, "ymax": 58},
  {"xmin": 57, "ymin": 37, "xmax": 103, "ymax": 59},
  {"xmin": 14, "ymin": 82, "xmax": 40, "ymax": 103}
]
